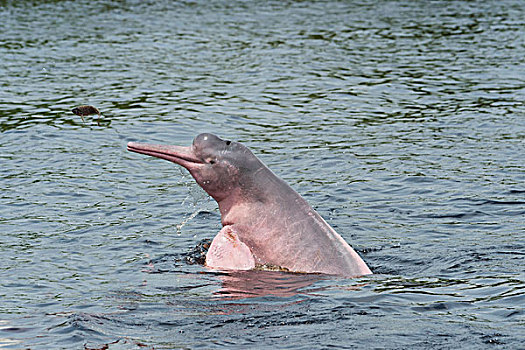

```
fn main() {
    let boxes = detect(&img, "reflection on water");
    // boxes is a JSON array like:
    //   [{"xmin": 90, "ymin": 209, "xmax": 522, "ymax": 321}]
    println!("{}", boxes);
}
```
[
  {"xmin": 1, "ymin": 0, "xmax": 524, "ymax": 349},
  {"xmin": 212, "ymin": 270, "xmax": 328, "ymax": 300}
]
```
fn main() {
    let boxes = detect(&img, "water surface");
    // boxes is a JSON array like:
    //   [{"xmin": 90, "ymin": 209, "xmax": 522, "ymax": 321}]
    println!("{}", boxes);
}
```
[{"xmin": 1, "ymin": 0, "xmax": 524, "ymax": 349}]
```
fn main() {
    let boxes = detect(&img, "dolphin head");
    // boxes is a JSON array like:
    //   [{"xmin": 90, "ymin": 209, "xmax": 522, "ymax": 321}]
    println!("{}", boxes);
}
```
[{"xmin": 127, "ymin": 133, "xmax": 264, "ymax": 203}]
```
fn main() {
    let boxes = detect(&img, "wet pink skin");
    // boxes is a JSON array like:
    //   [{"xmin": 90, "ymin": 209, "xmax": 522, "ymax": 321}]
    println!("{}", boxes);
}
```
[{"xmin": 127, "ymin": 133, "xmax": 372, "ymax": 277}]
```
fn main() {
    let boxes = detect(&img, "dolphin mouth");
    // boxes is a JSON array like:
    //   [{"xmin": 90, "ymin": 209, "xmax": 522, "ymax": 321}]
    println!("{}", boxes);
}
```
[{"xmin": 127, "ymin": 142, "xmax": 203, "ymax": 168}]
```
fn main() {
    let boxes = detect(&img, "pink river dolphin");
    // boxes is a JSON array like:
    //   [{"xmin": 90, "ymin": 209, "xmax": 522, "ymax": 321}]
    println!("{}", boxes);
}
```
[{"xmin": 127, "ymin": 133, "xmax": 372, "ymax": 277}]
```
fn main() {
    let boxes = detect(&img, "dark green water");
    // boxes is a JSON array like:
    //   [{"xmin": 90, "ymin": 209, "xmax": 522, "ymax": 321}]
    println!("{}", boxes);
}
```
[{"xmin": 1, "ymin": 0, "xmax": 524, "ymax": 349}]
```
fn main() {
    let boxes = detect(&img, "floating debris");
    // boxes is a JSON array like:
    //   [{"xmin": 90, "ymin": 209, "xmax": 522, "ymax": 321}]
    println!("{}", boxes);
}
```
[{"xmin": 72, "ymin": 105, "xmax": 101, "ymax": 123}]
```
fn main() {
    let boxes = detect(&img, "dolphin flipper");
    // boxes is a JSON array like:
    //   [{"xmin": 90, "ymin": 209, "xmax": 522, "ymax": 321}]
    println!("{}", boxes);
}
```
[{"xmin": 205, "ymin": 226, "xmax": 255, "ymax": 270}]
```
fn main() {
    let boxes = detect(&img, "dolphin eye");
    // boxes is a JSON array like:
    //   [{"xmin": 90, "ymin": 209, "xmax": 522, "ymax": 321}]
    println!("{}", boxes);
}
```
[
  {"xmin": 225, "ymin": 140, "xmax": 231, "ymax": 145},
  {"xmin": 208, "ymin": 159, "xmax": 216, "ymax": 164}
]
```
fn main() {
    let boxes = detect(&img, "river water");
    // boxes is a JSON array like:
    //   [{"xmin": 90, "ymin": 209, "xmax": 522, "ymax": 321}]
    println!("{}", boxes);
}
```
[{"xmin": 1, "ymin": 0, "xmax": 524, "ymax": 349}]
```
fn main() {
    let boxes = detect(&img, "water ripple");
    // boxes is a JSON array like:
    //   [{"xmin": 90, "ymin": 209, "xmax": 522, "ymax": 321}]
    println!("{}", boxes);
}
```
[{"xmin": 1, "ymin": 0, "xmax": 524, "ymax": 349}]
